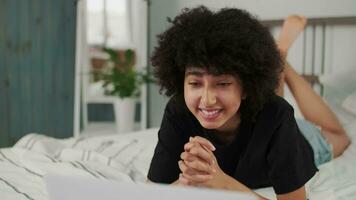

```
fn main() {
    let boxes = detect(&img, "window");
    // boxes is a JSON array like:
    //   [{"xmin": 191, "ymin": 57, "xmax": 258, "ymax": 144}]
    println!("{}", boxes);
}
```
[{"xmin": 87, "ymin": 0, "xmax": 132, "ymax": 48}]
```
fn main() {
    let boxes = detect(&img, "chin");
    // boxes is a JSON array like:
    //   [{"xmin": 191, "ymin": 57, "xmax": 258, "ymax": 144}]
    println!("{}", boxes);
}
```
[{"xmin": 199, "ymin": 121, "xmax": 223, "ymax": 130}]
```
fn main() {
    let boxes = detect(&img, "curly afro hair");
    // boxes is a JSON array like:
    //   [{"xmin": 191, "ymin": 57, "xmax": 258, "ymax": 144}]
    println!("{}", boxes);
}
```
[{"xmin": 151, "ymin": 6, "xmax": 283, "ymax": 122}]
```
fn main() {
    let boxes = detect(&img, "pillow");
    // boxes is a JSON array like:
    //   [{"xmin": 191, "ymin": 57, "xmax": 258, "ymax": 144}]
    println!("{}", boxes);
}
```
[
  {"xmin": 344, "ymin": 120, "xmax": 356, "ymax": 140},
  {"xmin": 342, "ymin": 90, "xmax": 356, "ymax": 116},
  {"xmin": 319, "ymin": 68, "xmax": 356, "ymax": 107},
  {"xmin": 320, "ymin": 68, "xmax": 356, "ymax": 106},
  {"xmin": 328, "ymin": 102, "xmax": 356, "ymax": 127}
]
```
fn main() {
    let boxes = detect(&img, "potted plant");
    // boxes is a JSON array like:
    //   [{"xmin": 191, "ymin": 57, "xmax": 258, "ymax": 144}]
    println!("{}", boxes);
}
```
[{"xmin": 93, "ymin": 47, "xmax": 154, "ymax": 133}]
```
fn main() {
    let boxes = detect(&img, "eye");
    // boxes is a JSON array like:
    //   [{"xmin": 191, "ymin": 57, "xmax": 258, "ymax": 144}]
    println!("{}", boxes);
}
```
[
  {"xmin": 188, "ymin": 81, "xmax": 201, "ymax": 87},
  {"xmin": 217, "ymin": 82, "xmax": 231, "ymax": 86}
]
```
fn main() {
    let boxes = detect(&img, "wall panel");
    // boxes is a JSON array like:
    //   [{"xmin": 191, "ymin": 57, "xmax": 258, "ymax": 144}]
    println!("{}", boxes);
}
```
[{"xmin": 0, "ymin": 0, "xmax": 77, "ymax": 147}]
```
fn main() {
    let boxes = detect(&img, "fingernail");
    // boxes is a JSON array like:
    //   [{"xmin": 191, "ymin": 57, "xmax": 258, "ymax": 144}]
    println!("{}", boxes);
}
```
[
  {"xmin": 211, "ymin": 145, "xmax": 216, "ymax": 151},
  {"xmin": 189, "ymin": 137, "xmax": 192, "ymax": 141}
]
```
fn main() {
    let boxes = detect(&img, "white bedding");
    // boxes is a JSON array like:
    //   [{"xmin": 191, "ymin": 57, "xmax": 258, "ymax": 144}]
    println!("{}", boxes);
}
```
[
  {"xmin": 0, "ymin": 129, "xmax": 158, "ymax": 200},
  {"xmin": 1, "ymin": 125, "xmax": 356, "ymax": 200}
]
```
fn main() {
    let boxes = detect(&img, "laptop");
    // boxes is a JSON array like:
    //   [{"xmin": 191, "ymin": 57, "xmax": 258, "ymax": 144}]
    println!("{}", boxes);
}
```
[{"xmin": 44, "ymin": 173, "xmax": 256, "ymax": 200}]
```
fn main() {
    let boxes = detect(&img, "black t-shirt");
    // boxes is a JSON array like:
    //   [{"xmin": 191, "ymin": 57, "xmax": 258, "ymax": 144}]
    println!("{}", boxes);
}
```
[{"xmin": 147, "ymin": 95, "xmax": 317, "ymax": 194}]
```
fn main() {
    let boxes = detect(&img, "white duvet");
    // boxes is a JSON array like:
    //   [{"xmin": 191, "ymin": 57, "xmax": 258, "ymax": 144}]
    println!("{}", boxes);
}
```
[
  {"xmin": 1, "ymin": 125, "xmax": 356, "ymax": 200},
  {"xmin": 0, "ymin": 129, "xmax": 158, "ymax": 200}
]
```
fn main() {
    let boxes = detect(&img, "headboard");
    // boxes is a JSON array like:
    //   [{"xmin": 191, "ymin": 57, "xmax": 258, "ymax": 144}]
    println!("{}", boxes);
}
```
[{"xmin": 261, "ymin": 16, "xmax": 356, "ymax": 96}]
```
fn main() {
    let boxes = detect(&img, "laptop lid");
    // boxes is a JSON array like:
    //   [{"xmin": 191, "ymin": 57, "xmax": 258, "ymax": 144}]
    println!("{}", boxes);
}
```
[{"xmin": 44, "ymin": 174, "xmax": 256, "ymax": 200}]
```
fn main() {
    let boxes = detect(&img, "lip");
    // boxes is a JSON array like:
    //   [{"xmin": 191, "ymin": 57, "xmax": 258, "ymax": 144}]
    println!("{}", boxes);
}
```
[{"xmin": 198, "ymin": 108, "xmax": 222, "ymax": 121}]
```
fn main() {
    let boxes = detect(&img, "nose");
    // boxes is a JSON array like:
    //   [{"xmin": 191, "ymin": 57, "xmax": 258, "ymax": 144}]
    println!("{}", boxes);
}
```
[{"xmin": 201, "ymin": 87, "xmax": 216, "ymax": 107}]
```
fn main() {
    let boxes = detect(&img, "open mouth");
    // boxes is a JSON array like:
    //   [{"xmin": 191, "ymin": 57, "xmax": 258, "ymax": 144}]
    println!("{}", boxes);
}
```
[{"xmin": 199, "ymin": 108, "xmax": 223, "ymax": 120}]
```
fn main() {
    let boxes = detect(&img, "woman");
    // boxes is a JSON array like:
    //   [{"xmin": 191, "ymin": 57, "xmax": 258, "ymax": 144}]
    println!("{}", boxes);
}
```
[{"xmin": 147, "ymin": 7, "xmax": 350, "ymax": 200}]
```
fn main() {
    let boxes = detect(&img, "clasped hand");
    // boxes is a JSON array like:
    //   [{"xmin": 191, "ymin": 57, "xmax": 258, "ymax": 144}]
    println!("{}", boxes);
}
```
[{"xmin": 177, "ymin": 136, "xmax": 229, "ymax": 189}]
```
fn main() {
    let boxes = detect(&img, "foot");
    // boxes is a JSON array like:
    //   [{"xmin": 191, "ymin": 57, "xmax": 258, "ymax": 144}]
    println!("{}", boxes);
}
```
[{"xmin": 277, "ymin": 15, "xmax": 307, "ymax": 57}]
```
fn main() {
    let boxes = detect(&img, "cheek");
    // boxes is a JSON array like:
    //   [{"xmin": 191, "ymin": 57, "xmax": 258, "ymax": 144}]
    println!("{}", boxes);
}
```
[
  {"xmin": 230, "ymin": 99, "xmax": 242, "ymax": 112},
  {"xmin": 184, "ymin": 86, "xmax": 198, "ymax": 108},
  {"xmin": 217, "ymin": 90, "xmax": 242, "ymax": 110}
]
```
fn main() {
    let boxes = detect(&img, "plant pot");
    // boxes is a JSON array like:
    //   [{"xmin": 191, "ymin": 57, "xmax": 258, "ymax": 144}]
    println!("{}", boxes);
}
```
[{"xmin": 113, "ymin": 98, "xmax": 136, "ymax": 134}]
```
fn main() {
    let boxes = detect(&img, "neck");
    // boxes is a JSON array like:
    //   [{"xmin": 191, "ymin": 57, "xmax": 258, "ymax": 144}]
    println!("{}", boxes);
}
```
[
  {"xmin": 215, "ymin": 113, "xmax": 241, "ymax": 143},
  {"xmin": 217, "ymin": 112, "xmax": 241, "ymax": 133}
]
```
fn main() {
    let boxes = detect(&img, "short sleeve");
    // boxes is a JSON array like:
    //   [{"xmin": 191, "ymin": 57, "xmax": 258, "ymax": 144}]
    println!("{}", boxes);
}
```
[
  {"xmin": 267, "ymin": 106, "xmax": 317, "ymax": 194},
  {"xmin": 147, "ymin": 100, "xmax": 187, "ymax": 184}
]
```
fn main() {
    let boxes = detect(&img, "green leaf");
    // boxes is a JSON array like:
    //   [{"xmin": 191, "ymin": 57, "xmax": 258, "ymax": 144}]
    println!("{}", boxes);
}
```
[{"xmin": 91, "ymin": 48, "xmax": 155, "ymax": 99}]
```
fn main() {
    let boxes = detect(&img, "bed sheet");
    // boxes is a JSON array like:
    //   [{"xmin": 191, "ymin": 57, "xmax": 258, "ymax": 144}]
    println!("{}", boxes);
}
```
[
  {"xmin": 0, "ymin": 128, "xmax": 158, "ymax": 200},
  {"xmin": 1, "ymin": 124, "xmax": 356, "ymax": 200}
]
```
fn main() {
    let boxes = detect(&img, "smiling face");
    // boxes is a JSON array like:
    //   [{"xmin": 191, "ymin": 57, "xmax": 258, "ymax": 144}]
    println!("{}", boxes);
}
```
[{"xmin": 184, "ymin": 67, "xmax": 245, "ymax": 132}]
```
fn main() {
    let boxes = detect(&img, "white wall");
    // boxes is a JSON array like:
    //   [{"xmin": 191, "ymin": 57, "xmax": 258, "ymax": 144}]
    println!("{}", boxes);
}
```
[
  {"xmin": 176, "ymin": 0, "xmax": 356, "ymax": 20},
  {"xmin": 326, "ymin": 25, "xmax": 356, "ymax": 73}
]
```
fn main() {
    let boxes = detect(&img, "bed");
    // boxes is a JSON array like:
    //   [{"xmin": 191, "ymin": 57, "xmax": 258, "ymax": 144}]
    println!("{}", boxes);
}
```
[
  {"xmin": 1, "ymin": 16, "xmax": 356, "ymax": 200},
  {"xmin": 1, "ymin": 119, "xmax": 356, "ymax": 200},
  {"xmin": 0, "ymin": 129, "xmax": 158, "ymax": 200}
]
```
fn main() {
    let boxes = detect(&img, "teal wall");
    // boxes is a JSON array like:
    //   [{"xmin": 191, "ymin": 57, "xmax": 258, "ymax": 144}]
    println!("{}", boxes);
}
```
[
  {"xmin": 147, "ymin": 0, "xmax": 180, "ymax": 127},
  {"xmin": 0, "ymin": 0, "xmax": 77, "ymax": 147}
]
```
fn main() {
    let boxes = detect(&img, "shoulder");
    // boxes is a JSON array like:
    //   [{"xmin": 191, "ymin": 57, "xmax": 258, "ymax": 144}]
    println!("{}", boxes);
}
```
[
  {"xmin": 259, "ymin": 95, "xmax": 295, "ymax": 121},
  {"xmin": 251, "ymin": 95, "xmax": 296, "ymax": 134},
  {"xmin": 157, "ymin": 96, "xmax": 198, "ymax": 153},
  {"xmin": 264, "ymin": 94, "xmax": 293, "ymax": 112},
  {"xmin": 164, "ymin": 95, "xmax": 192, "ymax": 118},
  {"xmin": 161, "ymin": 96, "xmax": 199, "ymax": 135}
]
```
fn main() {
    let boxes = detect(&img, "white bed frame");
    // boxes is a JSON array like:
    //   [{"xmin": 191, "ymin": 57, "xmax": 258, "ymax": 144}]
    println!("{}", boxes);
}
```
[{"xmin": 263, "ymin": 16, "xmax": 356, "ymax": 96}]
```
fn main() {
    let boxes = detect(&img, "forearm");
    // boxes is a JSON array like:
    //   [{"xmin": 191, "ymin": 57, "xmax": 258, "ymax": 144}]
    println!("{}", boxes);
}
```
[{"xmin": 221, "ymin": 175, "xmax": 269, "ymax": 200}]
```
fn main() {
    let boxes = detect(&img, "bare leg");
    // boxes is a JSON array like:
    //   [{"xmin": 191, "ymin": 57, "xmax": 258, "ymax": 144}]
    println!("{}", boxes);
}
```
[
  {"xmin": 284, "ymin": 63, "xmax": 350, "ymax": 157},
  {"xmin": 276, "ymin": 15, "xmax": 307, "ymax": 96},
  {"xmin": 277, "ymin": 15, "xmax": 307, "ymax": 55},
  {"xmin": 277, "ymin": 15, "xmax": 350, "ymax": 157}
]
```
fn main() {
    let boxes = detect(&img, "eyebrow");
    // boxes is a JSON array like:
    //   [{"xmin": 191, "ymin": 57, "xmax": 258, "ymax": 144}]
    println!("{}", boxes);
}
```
[{"xmin": 185, "ymin": 70, "xmax": 207, "ymax": 77}]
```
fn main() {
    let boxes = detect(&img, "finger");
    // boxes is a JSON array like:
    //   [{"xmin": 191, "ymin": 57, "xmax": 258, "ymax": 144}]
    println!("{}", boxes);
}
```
[
  {"xmin": 184, "ymin": 159, "xmax": 216, "ymax": 174},
  {"xmin": 184, "ymin": 141, "xmax": 196, "ymax": 152},
  {"xmin": 178, "ymin": 160, "xmax": 200, "ymax": 175},
  {"xmin": 191, "ymin": 136, "xmax": 216, "ymax": 151},
  {"xmin": 189, "ymin": 146, "xmax": 214, "ymax": 165},
  {"xmin": 180, "ymin": 151, "xmax": 193, "ymax": 162},
  {"xmin": 178, "ymin": 160, "xmax": 188, "ymax": 174},
  {"xmin": 184, "ymin": 142, "xmax": 215, "ymax": 165},
  {"xmin": 178, "ymin": 173, "xmax": 190, "ymax": 186},
  {"xmin": 181, "ymin": 151, "xmax": 205, "ymax": 163},
  {"xmin": 184, "ymin": 137, "xmax": 215, "ymax": 152}
]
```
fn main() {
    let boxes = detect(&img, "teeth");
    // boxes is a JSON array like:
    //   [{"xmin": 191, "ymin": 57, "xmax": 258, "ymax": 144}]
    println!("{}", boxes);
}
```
[{"xmin": 201, "ymin": 109, "xmax": 220, "ymax": 116}]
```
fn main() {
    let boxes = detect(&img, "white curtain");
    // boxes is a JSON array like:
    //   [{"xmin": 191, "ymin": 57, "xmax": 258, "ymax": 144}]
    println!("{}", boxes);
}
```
[
  {"xmin": 74, "ymin": 0, "xmax": 148, "ymax": 136},
  {"xmin": 74, "ymin": 0, "xmax": 91, "ymax": 137},
  {"xmin": 87, "ymin": 0, "xmax": 133, "ymax": 48}
]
